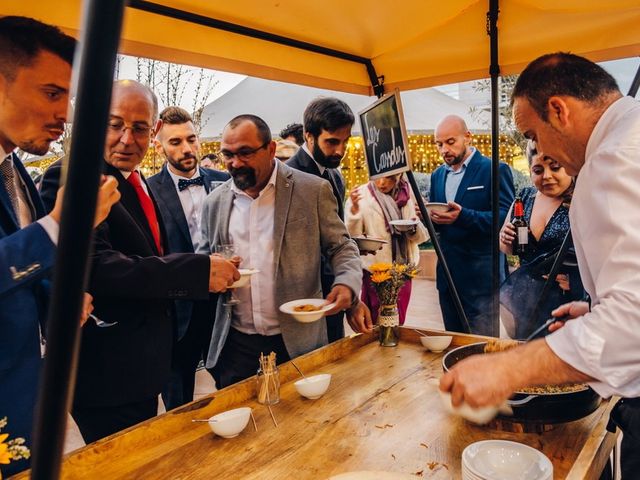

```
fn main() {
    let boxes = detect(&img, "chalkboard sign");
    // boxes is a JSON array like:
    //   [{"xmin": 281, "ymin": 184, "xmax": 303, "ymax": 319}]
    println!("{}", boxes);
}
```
[{"xmin": 358, "ymin": 91, "xmax": 411, "ymax": 180}]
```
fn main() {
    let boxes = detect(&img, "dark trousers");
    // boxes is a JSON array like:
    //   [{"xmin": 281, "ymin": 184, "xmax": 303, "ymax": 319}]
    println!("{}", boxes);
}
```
[
  {"xmin": 607, "ymin": 398, "xmax": 640, "ymax": 479},
  {"xmin": 208, "ymin": 328, "xmax": 290, "ymax": 389},
  {"xmin": 71, "ymin": 397, "xmax": 157, "ymax": 444},
  {"xmin": 326, "ymin": 311, "xmax": 345, "ymax": 343},
  {"xmin": 438, "ymin": 289, "xmax": 493, "ymax": 336},
  {"xmin": 162, "ymin": 304, "xmax": 214, "ymax": 411}
]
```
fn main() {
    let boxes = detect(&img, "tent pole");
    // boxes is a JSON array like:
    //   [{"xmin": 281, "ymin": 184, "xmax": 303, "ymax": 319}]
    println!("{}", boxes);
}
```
[
  {"xmin": 30, "ymin": 0, "xmax": 126, "ymax": 478},
  {"xmin": 488, "ymin": 0, "xmax": 501, "ymax": 337},
  {"xmin": 406, "ymin": 172, "xmax": 472, "ymax": 333},
  {"xmin": 628, "ymin": 59, "xmax": 640, "ymax": 97}
]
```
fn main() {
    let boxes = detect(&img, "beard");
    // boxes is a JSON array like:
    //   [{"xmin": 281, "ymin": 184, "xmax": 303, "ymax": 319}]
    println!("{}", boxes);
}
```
[
  {"xmin": 443, "ymin": 150, "xmax": 466, "ymax": 167},
  {"xmin": 312, "ymin": 141, "xmax": 342, "ymax": 169},
  {"xmin": 229, "ymin": 165, "xmax": 257, "ymax": 190},
  {"xmin": 18, "ymin": 140, "xmax": 51, "ymax": 156},
  {"xmin": 168, "ymin": 153, "xmax": 198, "ymax": 173}
]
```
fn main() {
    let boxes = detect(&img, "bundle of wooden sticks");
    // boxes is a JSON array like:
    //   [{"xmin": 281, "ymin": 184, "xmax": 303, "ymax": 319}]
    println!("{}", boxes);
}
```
[{"xmin": 257, "ymin": 351, "xmax": 278, "ymax": 404}]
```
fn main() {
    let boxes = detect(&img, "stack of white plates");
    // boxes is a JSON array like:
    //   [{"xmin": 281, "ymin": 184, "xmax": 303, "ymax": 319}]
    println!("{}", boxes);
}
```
[{"xmin": 461, "ymin": 440, "xmax": 553, "ymax": 480}]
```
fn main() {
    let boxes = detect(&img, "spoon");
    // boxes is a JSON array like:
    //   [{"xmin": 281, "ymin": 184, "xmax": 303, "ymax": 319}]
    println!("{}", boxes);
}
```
[
  {"xmin": 291, "ymin": 361, "xmax": 307, "ymax": 380},
  {"xmin": 191, "ymin": 419, "xmax": 217, "ymax": 423}
]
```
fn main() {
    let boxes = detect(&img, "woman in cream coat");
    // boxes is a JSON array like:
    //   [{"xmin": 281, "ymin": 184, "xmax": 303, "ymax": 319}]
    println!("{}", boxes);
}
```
[{"xmin": 345, "ymin": 173, "xmax": 428, "ymax": 325}]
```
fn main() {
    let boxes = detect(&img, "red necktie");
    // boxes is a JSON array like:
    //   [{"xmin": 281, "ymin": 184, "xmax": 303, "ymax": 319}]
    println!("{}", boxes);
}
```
[{"xmin": 127, "ymin": 171, "xmax": 163, "ymax": 254}]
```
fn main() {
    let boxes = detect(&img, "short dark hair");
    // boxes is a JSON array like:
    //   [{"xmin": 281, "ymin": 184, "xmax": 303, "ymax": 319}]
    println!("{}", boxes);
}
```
[
  {"xmin": 159, "ymin": 106, "xmax": 193, "ymax": 125},
  {"xmin": 0, "ymin": 16, "xmax": 76, "ymax": 81},
  {"xmin": 303, "ymin": 97, "xmax": 355, "ymax": 137},
  {"xmin": 512, "ymin": 52, "xmax": 620, "ymax": 122},
  {"xmin": 226, "ymin": 114, "xmax": 272, "ymax": 144},
  {"xmin": 279, "ymin": 123, "xmax": 304, "ymax": 145}
]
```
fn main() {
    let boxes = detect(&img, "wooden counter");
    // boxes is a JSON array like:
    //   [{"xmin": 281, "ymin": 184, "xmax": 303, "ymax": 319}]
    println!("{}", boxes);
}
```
[{"xmin": 16, "ymin": 329, "xmax": 618, "ymax": 479}]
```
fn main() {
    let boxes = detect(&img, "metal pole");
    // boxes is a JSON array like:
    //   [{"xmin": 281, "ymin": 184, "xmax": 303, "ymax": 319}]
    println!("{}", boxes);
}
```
[
  {"xmin": 406, "ymin": 171, "xmax": 472, "ymax": 333},
  {"xmin": 487, "ymin": 0, "xmax": 501, "ymax": 337},
  {"xmin": 30, "ymin": 0, "xmax": 127, "ymax": 478},
  {"xmin": 526, "ymin": 230, "xmax": 573, "ymax": 333},
  {"xmin": 628, "ymin": 59, "xmax": 640, "ymax": 97}
]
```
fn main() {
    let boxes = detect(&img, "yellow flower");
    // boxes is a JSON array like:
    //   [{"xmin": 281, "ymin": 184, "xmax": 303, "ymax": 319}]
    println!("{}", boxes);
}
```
[
  {"xmin": 370, "ymin": 271, "xmax": 392, "ymax": 283},
  {"xmin": 394, "ymin": 264, "xmax": 408, "ymax": 273},
  {"xmin": 0, "ymin": 433, "xmax": 11, "ymax": 465},
  {"xmin": 369, "ymin": 262, "xmax": 392, "ymax": 273}
]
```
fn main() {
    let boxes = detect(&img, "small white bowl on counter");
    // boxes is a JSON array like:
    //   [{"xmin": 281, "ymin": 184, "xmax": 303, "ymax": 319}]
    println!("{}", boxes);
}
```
[
  {"xmin": 294, "ymin": 373, "xmax": 332, "ymax": 399},
  {"xmin": 208, "ymin": 407, "xmax": 252, "ymax": 438},
  {"xmin": 419, "ymin": 335, "xmax": 453, "ymax": 353}
]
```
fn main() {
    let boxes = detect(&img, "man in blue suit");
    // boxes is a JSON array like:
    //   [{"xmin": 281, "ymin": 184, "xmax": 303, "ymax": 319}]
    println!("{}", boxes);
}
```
[
  {"xmin": 147, "ymin": 107, "xmax": 229, "ymax": 409},
  {"xmin": 429, "ymin": 115, "xmax": 514, "ymax": 335},
  {"xmin": 0, "ymin": 17, "xmax": 120, "ymax": 476}
]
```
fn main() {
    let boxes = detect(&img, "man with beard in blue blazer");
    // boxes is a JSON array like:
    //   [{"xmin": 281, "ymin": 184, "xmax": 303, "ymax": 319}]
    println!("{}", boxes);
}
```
[{"xmin": 147, "ymin": 106, "xmax": 229, "ymax": 409}]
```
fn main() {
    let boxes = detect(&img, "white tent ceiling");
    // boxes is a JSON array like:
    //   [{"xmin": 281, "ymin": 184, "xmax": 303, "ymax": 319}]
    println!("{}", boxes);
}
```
[{"xmin": 199, "ymin": 77, "xmax": 490, "ymax": 139}]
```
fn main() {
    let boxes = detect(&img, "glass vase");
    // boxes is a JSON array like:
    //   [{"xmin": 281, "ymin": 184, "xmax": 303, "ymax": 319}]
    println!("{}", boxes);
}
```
[
  {"xmin": 256, "ymin": 365, "xmax": 280, "ymax": 405},
  {"xmin": 378, "ymin": 304, "xmax": 399, "ymax": 347}
]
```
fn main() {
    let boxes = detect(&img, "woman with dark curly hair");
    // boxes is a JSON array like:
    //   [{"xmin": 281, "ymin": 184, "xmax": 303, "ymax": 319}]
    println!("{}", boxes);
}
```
[{"xmin": 499, "ymin": 140, "xmax": 584, "ymax": 339}]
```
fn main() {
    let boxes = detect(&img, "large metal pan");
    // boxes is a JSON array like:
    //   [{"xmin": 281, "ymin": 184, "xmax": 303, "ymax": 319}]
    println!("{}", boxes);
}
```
[{"xmin": 442, "ymin": 342, "xmax": 601, "ymax": 424}]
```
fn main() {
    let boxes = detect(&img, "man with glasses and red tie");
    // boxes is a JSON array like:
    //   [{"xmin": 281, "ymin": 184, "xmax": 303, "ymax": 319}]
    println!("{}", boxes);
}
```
[{"xmin": 40, "ymin": 80, "xmax": 240, "ymax": 444}]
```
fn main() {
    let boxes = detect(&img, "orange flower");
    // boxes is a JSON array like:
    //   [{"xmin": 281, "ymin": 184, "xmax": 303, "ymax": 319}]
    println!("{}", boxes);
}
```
[
  {"xmin": 370, "ymin": 271, "xmax": 392, "ymax": 283},
  {"xmin": 369, "ymin": 262, "xmax": 392, "ymax": 274},
  {"xmin": 0, "ymin": 433, "xmax": 11, "ymax": 465}
]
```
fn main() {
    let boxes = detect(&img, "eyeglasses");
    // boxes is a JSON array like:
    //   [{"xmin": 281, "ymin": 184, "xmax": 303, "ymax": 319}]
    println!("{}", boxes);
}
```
[
  {"xmin": 107, "ymin": 120, "xmax": 152, "ymax": 138},
  {"xmin": 217, "ymin": 142, "xmax": 268, "ymax": 162}
]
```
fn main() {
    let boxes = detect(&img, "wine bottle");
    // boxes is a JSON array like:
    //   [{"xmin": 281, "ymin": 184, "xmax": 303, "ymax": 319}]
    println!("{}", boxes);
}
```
[{"xmin": 512, "ymin": 197, "xmax": 529, "ymax": 255}]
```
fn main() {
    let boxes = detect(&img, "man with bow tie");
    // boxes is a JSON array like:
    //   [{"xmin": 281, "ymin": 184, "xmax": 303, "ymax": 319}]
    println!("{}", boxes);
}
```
[{"xmin": 147, "ymin": 106, "xmax": 229, "ymax": 410}]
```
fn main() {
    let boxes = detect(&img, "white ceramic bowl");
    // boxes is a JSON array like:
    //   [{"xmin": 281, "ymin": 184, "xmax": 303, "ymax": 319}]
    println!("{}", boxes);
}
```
[
  {"xmin": 294, "ymin": 373, "xmax": 332, "ymax": 399},
  {"xmin": 388, "ymin": 219, "xmax": 418, "ymax": 232},
  {"xmin": 208, "ymin": 407, "xmax": 252, "ymax": 438},
  {"xmin": 419, "ymin": 335, "xmax": 453, "ymax": 352},
  {"xmin": 439, "ymin": 390, "xmax": 500, "ymax": 425},
  {"xmin": 425, "ymin": 202, "xmax": 452, "ymax": 214},
  {"xmin": 463, "ymin": 440, "xmax": 553, "ymax": 480},
  {"xmin": 229, "ymin": 268, "xmax": 259, "ymax": 289},
  {"xmin": 353, "ymin": 236, "xmax": 387, "ymax": 252},
  {"xmin": 280, "ymin": 299, "xmax": 335, "ymax": 323}
]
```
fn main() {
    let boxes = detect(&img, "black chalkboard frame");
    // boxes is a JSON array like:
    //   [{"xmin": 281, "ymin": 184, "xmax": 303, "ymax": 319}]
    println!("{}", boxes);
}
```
[{"xmin": 358, "ymin": 89, "xmax": 412, "ymax": 181}]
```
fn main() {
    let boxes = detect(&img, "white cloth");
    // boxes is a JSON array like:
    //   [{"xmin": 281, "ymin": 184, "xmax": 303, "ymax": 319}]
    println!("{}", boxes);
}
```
[
  {"xmin": 345, "ymin": 183, "xmax": 428, "ymax": 269},
  {"xmin": 167, "ymin": 167, "xmax": 206, "ymax": 252},
  {"xmin": 228, "ymin": 160, "xmax": 279, "ymax": 335},
  {"xmin": 0, "ymin": 146, "xmax": 57, "ymax": 244},
  {"xmin": 545, "ymin": 96, "xmax": 640, "ymax": 398}
]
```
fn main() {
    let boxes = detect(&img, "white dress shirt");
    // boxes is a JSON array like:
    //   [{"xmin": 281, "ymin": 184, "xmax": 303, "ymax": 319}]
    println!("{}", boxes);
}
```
[
  {"xmin": 545, "ymin": 96, "xmax": 640, "ymax": 398},
  {"xmin": 228, "ymin": 160, "xmax": 280, "ymax": 336},
  {"xmin": 167, "ymin": 167, "xmax": 206, "ymax": 252},
  {"xmin": 0, "ymin": 146, "xmax": 58, "ymax": 243}
]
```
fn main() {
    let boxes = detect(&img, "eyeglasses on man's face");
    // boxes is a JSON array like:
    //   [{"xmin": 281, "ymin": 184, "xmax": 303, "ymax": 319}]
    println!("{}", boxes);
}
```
[
  {"xmin": 217, "ymin": 142, "xmax": 269, "ymax": 162},
  {"xmin": 107, "ymin": 120, "xmax": 153, "ymax": 138}
]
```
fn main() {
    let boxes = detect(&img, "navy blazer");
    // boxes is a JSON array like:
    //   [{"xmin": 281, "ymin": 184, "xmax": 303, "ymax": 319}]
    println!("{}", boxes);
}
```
[
  {"xmin": 147, "ymin": 165, "xmax": 229, "ymax": 339},
  {"xmin": 429, "ymin": 150, "xmax": 515, "ymax": 295},
  {"xmin": 0, "ymin": 153, "xmax": 53, "ymax": 475}
]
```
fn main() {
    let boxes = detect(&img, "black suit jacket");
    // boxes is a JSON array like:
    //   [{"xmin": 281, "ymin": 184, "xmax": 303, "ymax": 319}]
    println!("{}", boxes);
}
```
[
  {"xmin": 147, "ymin": 165, "xmax": 228, "ymax": 340},
  {"xmin": 286, "ymin": 148, "xmax": 345, "ymax": 220},
  {"xmin": 65, "ymin": 161, "xmax": 211, "ymax": 407}
]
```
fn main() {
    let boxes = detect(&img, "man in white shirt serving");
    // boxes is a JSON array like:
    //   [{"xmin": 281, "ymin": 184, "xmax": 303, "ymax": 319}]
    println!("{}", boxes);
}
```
[{"xmin": 439, "ymin": 52, "xmax": 640, "ymax": 478}]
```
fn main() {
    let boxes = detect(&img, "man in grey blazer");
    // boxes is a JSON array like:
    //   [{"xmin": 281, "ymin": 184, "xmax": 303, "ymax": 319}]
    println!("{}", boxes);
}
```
[{"xmin": 199, "ymin": 114, "xmax": 362, "ymax": 388}]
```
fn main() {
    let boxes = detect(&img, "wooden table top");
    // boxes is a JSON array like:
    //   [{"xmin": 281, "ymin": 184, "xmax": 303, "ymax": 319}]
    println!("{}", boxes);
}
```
[{"xmin": 16, "ymin": 329, "xmax": 618, "ymax": 479}]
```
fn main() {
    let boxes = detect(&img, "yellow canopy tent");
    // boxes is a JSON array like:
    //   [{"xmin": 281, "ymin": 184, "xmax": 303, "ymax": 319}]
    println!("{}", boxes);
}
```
[
  {"xmin": 2, "ymin": 0, "xmax": 639, "ymax": 94},
  {"xmin": 2, "ymin": 3, "xmax": 639, "ymax": 477}
]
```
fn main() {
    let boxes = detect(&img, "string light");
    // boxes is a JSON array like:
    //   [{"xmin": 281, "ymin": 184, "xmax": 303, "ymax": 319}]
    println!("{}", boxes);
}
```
[{"xmin": 33, "ymin": 135, "xmax": 524, "ymax": 193}]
